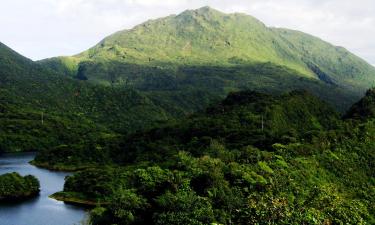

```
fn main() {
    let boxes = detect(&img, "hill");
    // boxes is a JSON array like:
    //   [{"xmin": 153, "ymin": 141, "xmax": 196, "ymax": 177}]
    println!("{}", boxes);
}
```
[
  {"xmin": 40, "ymin": 7, "xmax": 375, "ymax": 110},
  {"xmin": 33, "ymin": 90, "xmax": 340, "ymax": 167},
  {"xmin": 1, "ymin": 6, "xmax": 374, "ymax": 223},
  {"xmin": 0, "ymin": 42, "xmax": 176, "ymax": 153},
  {"xmin": 2, "ymin": 7, "xmax": 375, "ymax": 153},
  {"xmin": 35, "ymin": 90, "xmax": 375, "ymax": 224}
]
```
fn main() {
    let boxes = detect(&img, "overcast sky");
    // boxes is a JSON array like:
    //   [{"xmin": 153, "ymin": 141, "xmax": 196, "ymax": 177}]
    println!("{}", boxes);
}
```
[{"xmin": 1, "ymin": 0, "xmax": 374, "ymax": 65}]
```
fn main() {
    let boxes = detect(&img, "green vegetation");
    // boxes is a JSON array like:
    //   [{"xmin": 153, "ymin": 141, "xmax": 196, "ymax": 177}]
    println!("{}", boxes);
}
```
[
  {"xmin": 0, "ymin": 42, "xmax": 174, "ymax": 153},
  {"xmin": 0, "ymin": 172, "xmax": 40, "ymax": 201},
  {"xmin": 33, "ymin": 90, "xmax": 339, "ymax": 167},
  {"xmin": 2, "ymin": 7, "xmax": 375, "ymax": 153},
  {"xmin": 70, "ymin": 7, "xmax": 375, "ymax": 86},
  {"xmin": 0, "ymin": 41, "xmax": 173, "ymax": 134},
  {"xmin": 344, "ymin": 88, "xmax": 375, "ymax": 120},
  {"xmin": 37, "ymin": 89, "xmax": 375, "ymax": 224},
  {"xmin": 41, "ymin": 7, "xmax": 375, "ymax": 111},
  {"xmin": 1, "ymin": 6, "xmax": 375, "ymax": 224},
  {"xmin": 0, "ymin": 102, "xmax": 108, "ymax": 153}
]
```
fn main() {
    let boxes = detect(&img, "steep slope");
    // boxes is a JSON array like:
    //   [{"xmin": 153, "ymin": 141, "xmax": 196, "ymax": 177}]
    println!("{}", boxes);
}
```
[
  {"xmin": 77, "ymin": 7, "xmax": 310, "ymax": 74},
  {"xmin": 0, "ymin": 42, "xmax": 34, "ymax": 71},
  {"xmin": 0, "ymin": 42, "xmax": 174, "ymax": 152},
  {"xmin": 275, "ymin": 29, "xmax": 375, "ymax": 89},
  {"xmin": 40, "ymin": 7, "xmax": 375, "ymax": 111}
]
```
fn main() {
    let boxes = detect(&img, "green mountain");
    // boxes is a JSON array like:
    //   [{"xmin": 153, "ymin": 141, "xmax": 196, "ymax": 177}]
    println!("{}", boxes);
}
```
[
  {"xmin": 2, "ymin": 7, "xmax": 375, "ymax": 152},
  {"xmin": 41, "ymin": 7, "xmax": 375, "ymax": 110},
  {"xmin": 1, "ymin": 6, "xmax": 374, "ymax": 224},
  {"xmin": 35, "ymin": 90, "xmax": 375, "ymax": 224}
]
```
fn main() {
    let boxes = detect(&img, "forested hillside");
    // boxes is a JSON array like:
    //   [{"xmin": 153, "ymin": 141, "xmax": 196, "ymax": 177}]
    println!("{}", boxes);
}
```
[
  {"xmin": 2, "ymin": 7, "xmax": 375, "ymax": 153},
  {"xmin": 34, "ymin": 89, "xmax": 375, "ymax": 224},
  {"xmin": 0, "ymin": 42, "xmax": 174, "ymax": 153},
  {"xmin": 1, "ymin": 5, "xmax": 375, "ymax": 225}
]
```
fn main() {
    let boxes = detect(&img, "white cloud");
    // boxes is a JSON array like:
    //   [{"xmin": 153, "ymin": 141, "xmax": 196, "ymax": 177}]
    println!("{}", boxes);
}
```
[{"xmin": 0, "ymin": 0, "xmax": 374, "ymax": 65}]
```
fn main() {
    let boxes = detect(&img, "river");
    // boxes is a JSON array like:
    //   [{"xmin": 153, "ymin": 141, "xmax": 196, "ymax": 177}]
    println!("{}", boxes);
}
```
[{"xmin": 0, "ymin": 152, "xmax": 87, "ymax": 225}]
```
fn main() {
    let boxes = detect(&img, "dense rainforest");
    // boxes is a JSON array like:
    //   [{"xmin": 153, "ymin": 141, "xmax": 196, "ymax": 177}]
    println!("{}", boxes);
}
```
[
  {"xmin": 0, "ymin": 172, "xmax": 40, "ymax": 201},
  {"xmin": 0, "ymin": 6, "xmax": 375, "ymax": 225},
  {"xmin": 34, "ymin": 89, "xmax": 375, "ymax": 224}
]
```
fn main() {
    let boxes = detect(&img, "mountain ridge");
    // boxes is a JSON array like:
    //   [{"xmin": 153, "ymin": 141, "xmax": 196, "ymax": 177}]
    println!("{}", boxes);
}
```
[
  {"xmin": 39, "ymin": 7, "xmax": 375, "ymax": 93},
  {"xmin": 0, "ymin": 6, "xmax": 374, "ymax": 224},
  {"xmin": 1, "ymin": 7, "xmax": 375, "ymax": 154}
]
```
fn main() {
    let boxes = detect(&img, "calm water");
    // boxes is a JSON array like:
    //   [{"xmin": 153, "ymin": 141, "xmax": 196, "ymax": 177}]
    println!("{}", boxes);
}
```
[{"xmin": 0, "ymin": 153, "xmax": 87, "ymax": 225}]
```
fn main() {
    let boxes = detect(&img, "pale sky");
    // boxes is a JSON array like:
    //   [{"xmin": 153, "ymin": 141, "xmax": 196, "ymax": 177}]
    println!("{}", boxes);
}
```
[{"xmin": 1, "ymin": 0, "xmax": 374, "ymax": 65}]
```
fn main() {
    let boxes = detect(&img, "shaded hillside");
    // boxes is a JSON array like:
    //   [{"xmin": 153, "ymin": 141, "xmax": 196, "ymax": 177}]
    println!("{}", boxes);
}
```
[
  {"xmin": 34, "ymin": 90, "xmax": 340, "ymax": 168},
  {"xmin": 35, "ymin": 90, "xmax": 374, "ymax": 224},
  {"xmin": 344, "ymin": 88, "xmax": 375, "ymax": 120},
  {"xmin": 0, "ymin": 42, "xmax": 176, "ymax": 152},
  {"xmin": 0, "ymin": 101, "xmax": 108, "ymax": 153},
  {"xmin": 112, "ymin": 90, "xmax": 340, "ymax": 164}
]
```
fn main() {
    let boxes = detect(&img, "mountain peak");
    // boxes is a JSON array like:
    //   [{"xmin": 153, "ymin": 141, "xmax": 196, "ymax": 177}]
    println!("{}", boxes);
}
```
[
  {"xmin": 179, "ymin": 6, "xmax": 224, "ymax": 18},
  {"xmin": 194, "ymin": 6, "xmax": 219, "ymax": 13},
  {"xmin": 63, "ymin": 6, "xmax": 375, "ymax": 105}
]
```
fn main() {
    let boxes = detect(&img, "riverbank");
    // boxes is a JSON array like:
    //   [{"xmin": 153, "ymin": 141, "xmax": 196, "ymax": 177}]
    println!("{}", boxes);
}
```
[
  {"xmin": 0, "ymin": 153, "xmax": 86, "ymax": 225},
  {"xmin": 30, "ymin": 160, "xmax": 94, "ymax": 172},
  {"xmin": 50, "ymin": 192, "xmax": 108, "ymax": 207}
]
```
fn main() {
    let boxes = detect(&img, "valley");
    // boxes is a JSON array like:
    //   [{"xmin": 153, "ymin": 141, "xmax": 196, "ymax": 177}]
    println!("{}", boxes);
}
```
[{"xmin": 0, "ymin": 6, "xmax": 374, "ymax": 225}]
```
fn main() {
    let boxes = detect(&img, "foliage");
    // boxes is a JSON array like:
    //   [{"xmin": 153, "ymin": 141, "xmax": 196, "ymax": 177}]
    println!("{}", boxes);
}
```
[
  {"xmin": 344, "ymin": 88, "xmax": 375, "ymax": 120},
  {"xmin": 0, "ymin": 172, "xmax": 40, "ymax": 200},
  {"xmin": 2, "ymin": 7, "xmax": 375, "ymax": 153},
  {"xmin": 107, "ymin": 90, "xmax": 340, "ymax": 164},
  {"xmin": 47, "ymin": 89, "xmax": 375, "ymax": 224},
  {"xmin": 0, "ymin": 42, "xmax": 174, "ymax": 153},
  {"xmin": 1, "ymin": 6, "xmax": 375, "ymax": 224}
]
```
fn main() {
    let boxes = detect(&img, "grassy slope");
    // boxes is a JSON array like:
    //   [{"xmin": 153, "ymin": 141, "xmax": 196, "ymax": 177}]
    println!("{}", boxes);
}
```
[
  {"xmin": 275, "ymin": 28, "xmax": 375, "ymax": 89},
  {"xmin": 81, "ymin": 8, "xmax": 310, "ymax": 73},
  {"xmin": 40, "ymin": 7, "xmax": 375, "ymax": 111}
]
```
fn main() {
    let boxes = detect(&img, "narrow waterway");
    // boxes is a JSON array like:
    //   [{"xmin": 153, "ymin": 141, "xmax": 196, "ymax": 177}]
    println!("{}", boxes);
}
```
[{"xmin": 0, "ymin": 152, "xmax": 87, "ymax": 225}]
